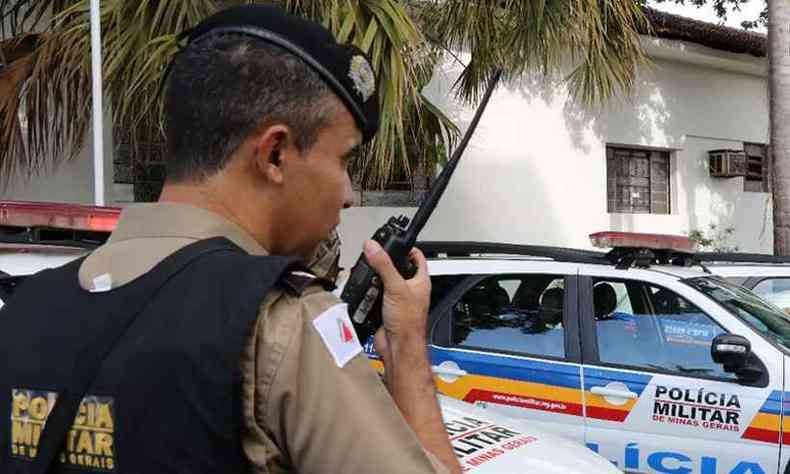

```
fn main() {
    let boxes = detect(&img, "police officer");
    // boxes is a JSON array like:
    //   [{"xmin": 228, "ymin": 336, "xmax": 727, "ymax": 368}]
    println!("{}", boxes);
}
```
[{"xmin": 0, "ymin": 5, "xmax": 460, "ymax": 474}]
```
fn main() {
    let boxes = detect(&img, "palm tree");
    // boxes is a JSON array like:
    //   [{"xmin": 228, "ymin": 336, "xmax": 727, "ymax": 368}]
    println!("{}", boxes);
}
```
[
  {"xmin": 770, "ymin": 0, "xmax": 790, "ymax": 254},
  {"xmin": 0, "ymin": 0, "xmax": 648, "ymax": 196},
  {"xmin": 419, "ymin": 0, "xmax": 648, "ymax": 107}
]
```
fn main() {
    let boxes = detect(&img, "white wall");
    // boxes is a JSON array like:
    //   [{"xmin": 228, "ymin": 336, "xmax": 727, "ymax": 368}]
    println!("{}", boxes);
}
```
[
  {"xmin": 2, "ymin": 8, "xmax": 125, "ymax": 206},
  {"xmin": 0, "ymin": 111, "xmax": 122, "ymax": 205},
  {"xmin": 338, "ymin": 40, "xmax": 772, "ymax": 268}
]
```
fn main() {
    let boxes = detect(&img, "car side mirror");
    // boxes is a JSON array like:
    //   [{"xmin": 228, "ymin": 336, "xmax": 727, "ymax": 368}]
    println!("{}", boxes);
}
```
[
  {"xmin": 711, "ymin": 334, "xmax": 762, "ymax": 383},
  {"xmin": 711, "ymin": 334, "xmax": 750, "ymax": 367}
]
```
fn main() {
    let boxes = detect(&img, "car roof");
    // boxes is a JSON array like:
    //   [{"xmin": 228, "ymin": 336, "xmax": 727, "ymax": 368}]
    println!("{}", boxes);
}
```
[
  {"xmin": 642, "ymin": 264, "xmax": 712, "ymax": 279},
  {"xmin": 0, "ymin": 245, "xmax": 87, "ymax": 276},
  {"xmin": 419, "ymin": 242, "xmax": 790, "ymax": 282},
  {"xmin": 697, "ymin": 252, "xmax": 790, "ymax": 265},
  {"xmin": 695, "ymin": 252, "xmax": 790, "ymax": 278},
  {"xmin": 706, "ymin": 263, "xmax": 790, "ymax": 278},
  {"xmin": 418, "ymin": 241, "xmax": 719, "ymax": 280},
  {"xmin": 425, "ymin": 255, "xmax": 712, "ymax": 280}
]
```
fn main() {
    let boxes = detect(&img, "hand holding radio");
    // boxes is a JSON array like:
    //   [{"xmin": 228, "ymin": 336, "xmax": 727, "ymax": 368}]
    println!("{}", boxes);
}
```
[
  {"xmin": 341, "ymin": 216, "xmax": 416, "ymax": 343},
  {"xmin": 361, "ymin": 240, "xmax": 430, "ymax": 343}
]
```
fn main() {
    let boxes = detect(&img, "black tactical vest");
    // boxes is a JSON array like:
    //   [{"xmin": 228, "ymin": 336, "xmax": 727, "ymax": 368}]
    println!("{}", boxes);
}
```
[{"xmin": 0, "ymin": 238, "xmax": 298, "ymax": 474}]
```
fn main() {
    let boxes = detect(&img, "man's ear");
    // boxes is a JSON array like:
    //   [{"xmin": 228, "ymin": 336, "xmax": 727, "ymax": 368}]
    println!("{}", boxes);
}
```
[{"xmin": 252, "ymin": 124, "xmax": 293, "ymax": 184}]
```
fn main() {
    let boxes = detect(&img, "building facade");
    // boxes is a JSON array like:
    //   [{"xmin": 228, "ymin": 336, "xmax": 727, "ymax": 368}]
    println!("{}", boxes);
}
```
[
  {"xmin": 0, "ymin": 9, "xmax": 773, "ymax": 267},
  {"xmin": 338, "ymin": 10, "xmax": 772, "ymax": 266}
]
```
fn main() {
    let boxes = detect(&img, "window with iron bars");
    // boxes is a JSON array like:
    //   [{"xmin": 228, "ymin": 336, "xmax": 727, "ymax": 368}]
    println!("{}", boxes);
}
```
[{"xmin": 606, "ymin": 146, "xmax": 670, "ymax": 214}]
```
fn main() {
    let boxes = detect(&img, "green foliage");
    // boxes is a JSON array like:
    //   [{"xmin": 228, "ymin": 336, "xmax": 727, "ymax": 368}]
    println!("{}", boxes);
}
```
[
  {"xmin": 687, "ymin": 224, "xmax": 739, "ymax": 252},
  {"xmin": 419, "ymin": 0, "xmax": 650, "ymax": 108},
  {"xmin": 281, "ymin": 0, "xmax": 459, "ymax": 188},
  {"xmin": 0, "ymin": 0, "xmax": 654, "ymax": 190},
  {"xmin": 0, "ymin": 0, "xmax": 458, "ymax": 190},
  {"xmin": 636, "ymin": 0, "xmax": 767, "ymax": 30}
]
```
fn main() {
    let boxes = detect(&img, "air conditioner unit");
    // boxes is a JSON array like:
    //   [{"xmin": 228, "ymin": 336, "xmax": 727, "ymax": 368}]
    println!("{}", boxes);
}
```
[{"xmin": 709, "ymin": 149, "xmax": 747, "ymax": 178}]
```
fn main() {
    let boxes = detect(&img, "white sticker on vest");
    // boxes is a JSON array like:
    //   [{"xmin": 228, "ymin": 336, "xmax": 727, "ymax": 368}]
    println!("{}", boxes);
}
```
[{"xmin": 312, "ymin": 303, "xmax": 362, "ymax": 368}]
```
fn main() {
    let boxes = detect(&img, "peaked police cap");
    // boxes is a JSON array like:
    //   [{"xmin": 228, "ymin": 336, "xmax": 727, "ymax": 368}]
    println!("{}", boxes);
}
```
[{"xmin": 180, "ymin": 5, "xmax": 379, "ymax": 142}]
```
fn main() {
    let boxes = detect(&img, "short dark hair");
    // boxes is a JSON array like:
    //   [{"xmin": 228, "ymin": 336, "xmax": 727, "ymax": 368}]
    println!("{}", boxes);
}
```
[{"xmin": 163, "ymin": 34, "xmax": 336, "ymax": 182}]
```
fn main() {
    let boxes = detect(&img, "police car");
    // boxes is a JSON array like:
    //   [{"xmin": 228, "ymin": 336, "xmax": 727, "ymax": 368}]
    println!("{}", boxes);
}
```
[
  {"xmin": 694, "ymin": 253, "xmax": 790, "ymax": 315},
  {"xmin": 369, "ymin": 232, "xmax": 790, "ymax": 474},
  {"xmin": 0, "ymin": 201, "xmax": 621, "ymax": 474},
  {"xmin": 0, "ymin": 201, "xmax": 118, "ymax": 309}
]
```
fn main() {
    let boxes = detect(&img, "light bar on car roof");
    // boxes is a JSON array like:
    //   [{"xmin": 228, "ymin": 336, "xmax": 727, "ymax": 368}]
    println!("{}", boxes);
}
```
[
  {"xmin": 0, "ymin": 201, "xmax": 120, "ymax": 232},
  {"xmin": 589, "ymin": 231, "xmax": 698, "ymax": 253}
]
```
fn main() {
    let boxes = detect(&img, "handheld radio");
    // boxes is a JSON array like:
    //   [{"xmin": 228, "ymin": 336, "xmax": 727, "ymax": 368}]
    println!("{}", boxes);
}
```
[{"xmin": 341, "ymin": 71, "xmax": 502, "ymax": 342}]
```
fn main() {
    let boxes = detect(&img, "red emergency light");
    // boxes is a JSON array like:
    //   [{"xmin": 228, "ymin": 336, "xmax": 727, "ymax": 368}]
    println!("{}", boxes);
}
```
[
  {"xmin": 589, "ymin": 231, "xmax": 698, "ymax": 253},
  {"xmin": 0, "ymin": 201, "xmax": 120, "ymax": 233}
]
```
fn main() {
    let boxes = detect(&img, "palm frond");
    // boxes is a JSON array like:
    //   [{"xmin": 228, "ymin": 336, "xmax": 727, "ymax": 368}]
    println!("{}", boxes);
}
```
[
  {"xmin": 420, "ymin": 0, "xmax": 649, "ymax": 107},
  {"xmin": 0, "ymin": 36, "xmax": 38, "ymax": 181},
  {"xmin": 0, "ymin": 0, "xmax": 217, "ymax": 188},
  {"xmin": 0, "ymin": 28, "xmax": 91, "ymax": 186},
  {"xmin": 0, "ymin": 0, "xmax": 456, "ymax": 191},
  {"xmin": 284, "ymin": 0, "xmax": 458, "ymax": 189},
  {"xmin": 2, "ymin": 0, "xmax": 645, "ymax": 191},
  {"xmin": 98, "ymin": 0, "xmax": 216, "ymax": 163},
  {"xmin": 1, "ymin": 1, "xmax": 74, "ymax": 38}
]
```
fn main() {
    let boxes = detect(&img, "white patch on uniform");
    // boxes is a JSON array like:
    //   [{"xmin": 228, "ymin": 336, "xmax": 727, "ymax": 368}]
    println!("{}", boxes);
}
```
[
  {"xmin": 312, "ymin": 303, "xmax": 362, "ymax": 368},
  {"xmin": 90, "ymin": 273, "xmax": 113, "ymax": 293}
]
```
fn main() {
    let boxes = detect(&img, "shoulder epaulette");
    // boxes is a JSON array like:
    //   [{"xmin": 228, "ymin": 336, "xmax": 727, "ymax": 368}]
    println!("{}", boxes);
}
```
[{"xmin": 279, "ymin": 270, "xmax": 336, "ymax": 296}]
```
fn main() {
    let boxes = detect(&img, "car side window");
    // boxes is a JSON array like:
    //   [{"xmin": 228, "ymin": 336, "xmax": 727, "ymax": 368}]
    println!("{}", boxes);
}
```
[
  {"xmin": 593, "ymin": 279, "xmax": 735, "ymax": 380},
  {"xmin": 752, "ymin": 278, "xmax": 790, "ymax": 314},
  {"xmin": 451, "ymin": 274, "xmax": 567, "ymax": 358}
]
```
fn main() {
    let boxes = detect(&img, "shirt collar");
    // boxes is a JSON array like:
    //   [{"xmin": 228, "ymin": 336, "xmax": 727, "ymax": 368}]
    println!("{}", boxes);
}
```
[{"xmin": 109, "ymin": 202, "xmax": 268, "ymax": 256}]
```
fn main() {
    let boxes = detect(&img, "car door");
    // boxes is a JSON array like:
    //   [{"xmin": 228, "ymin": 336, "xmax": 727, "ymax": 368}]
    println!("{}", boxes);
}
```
[
  {"xmin": 579, "ymin": 268, "xmax": 782, "ymax": 474},
  {"xmin": 428, "ymin": 266, "xmax": 586, "ymax": 443}
]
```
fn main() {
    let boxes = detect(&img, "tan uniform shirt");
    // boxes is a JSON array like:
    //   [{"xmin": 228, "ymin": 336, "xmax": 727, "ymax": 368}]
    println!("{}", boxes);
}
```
[{"xmin": 78, "ymin": 203, "xmax": 447, "ymax": 474}]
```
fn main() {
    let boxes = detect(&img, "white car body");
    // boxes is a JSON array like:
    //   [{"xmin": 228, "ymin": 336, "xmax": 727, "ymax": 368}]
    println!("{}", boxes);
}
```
[
  {"xmin": 0, "ymin": 245, "xmax": 89, "ymax": 309},
  {"xmin": 0, "ymin": 246, "xmax": 86, "ymax": 275},
  {"xmin": 382, "ymin": 245, "xmax": 790, "ymax": 474},
  {"xmin": 438, "ymin": 394, "xmax": 620, "ymax": 473}
]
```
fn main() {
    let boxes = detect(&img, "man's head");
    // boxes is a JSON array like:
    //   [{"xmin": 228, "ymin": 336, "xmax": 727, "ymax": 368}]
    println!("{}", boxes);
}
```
[
  {"xmin": 161, "ymin": 5, "xmax": 378, "ymax": 260},
  {"xmin": 164, "ymin": 36, "xmax": 337, "ymax": 183}
]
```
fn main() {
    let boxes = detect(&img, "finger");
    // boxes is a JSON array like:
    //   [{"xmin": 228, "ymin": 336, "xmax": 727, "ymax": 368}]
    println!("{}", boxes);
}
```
[
  {"xmin": 408, "ymin": 247, "xmax": 429, "ymax": 280},
  {"xmin": 363, "ymin": 240, "xmax": 403, "ymax": 288},
  {"xmin": 373, "ymin": 327, "xmax": 389, "ymax": 355},
  {"xmin": 373, "ymin": 328, "xmax": 392, "ymax": 369}
]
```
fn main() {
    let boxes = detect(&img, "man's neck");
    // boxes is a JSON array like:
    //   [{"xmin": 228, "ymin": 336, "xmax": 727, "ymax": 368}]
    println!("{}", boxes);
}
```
[{"xmin": 158, "ymin": 181, "xmax": 274, "ymax": 251}]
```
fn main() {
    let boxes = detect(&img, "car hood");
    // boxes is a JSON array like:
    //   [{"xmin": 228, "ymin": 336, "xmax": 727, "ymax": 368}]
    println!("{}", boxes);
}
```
[{"xmin": 438, "ymin": 395, "xmax": 620, "ymax": 473}]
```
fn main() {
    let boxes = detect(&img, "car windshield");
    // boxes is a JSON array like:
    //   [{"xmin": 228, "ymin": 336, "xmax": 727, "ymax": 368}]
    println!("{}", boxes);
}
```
[{"xmin": 686, "ymin": 276, "xmax": 790, "ymax": 352}]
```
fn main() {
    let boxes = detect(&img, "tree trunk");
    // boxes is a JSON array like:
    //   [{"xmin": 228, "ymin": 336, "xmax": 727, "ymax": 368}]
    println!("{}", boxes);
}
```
[{"xmin": 771, "ymin": 0, "xmax": 790, "ymax": 254}]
